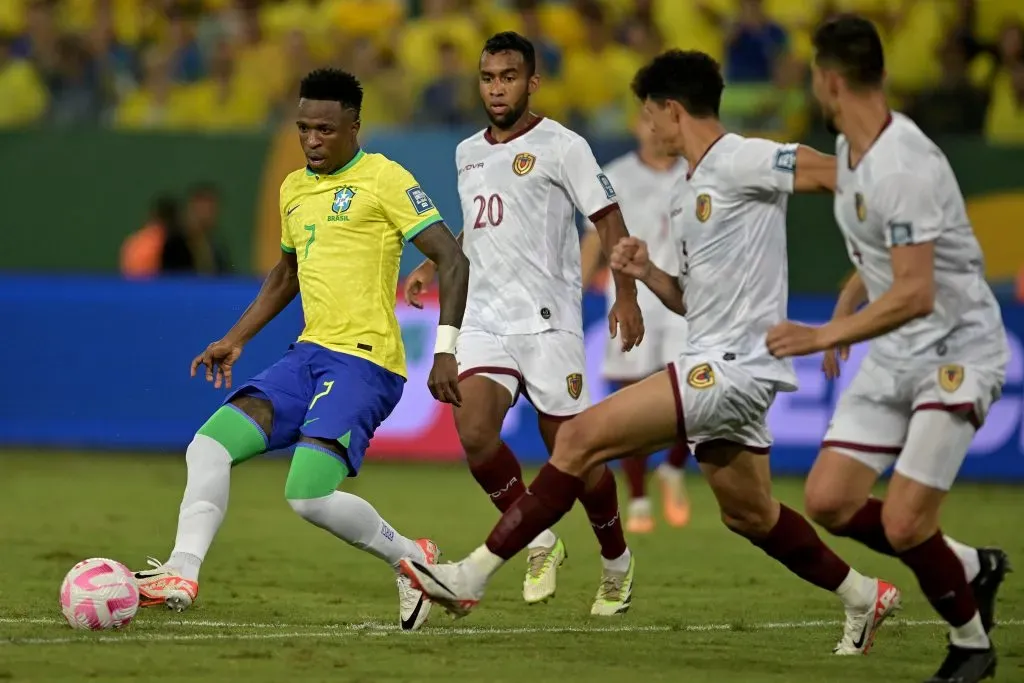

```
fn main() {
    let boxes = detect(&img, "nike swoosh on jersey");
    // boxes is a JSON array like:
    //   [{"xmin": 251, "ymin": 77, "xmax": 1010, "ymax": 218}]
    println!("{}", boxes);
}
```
[
  {"xmin": 287, "ymin": 205, "xmax": 301, "ymax": 215},
  {"xmin": 401, "ymin": 594, "xmax": 425, "ymax": 631},
  {"xmin": 852, "ymin": 622, "xmax": 869, "ymax": 649}
]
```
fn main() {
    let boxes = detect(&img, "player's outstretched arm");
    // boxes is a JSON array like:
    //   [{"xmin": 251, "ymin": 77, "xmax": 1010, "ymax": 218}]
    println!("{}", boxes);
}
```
[
  {"xmin": 793, "ymin": 145, "xmax": 837, "ymax": 193},
  {"xmin": 610, "ymin": 236, "xmax": 685, "ymax": 317},
  {"xmin": 405, "ymin": 232, "xmax": 464, "ymax": 308},
  {"xmin": 411, "ymin": 221, "xmax": 469, "ymax": 406},
  {"xmin": 191, "ymin": 249, "xmax": 300, "ymax": 388}
]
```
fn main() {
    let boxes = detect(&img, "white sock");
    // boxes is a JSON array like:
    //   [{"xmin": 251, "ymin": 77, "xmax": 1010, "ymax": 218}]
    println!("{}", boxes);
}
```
[
  {"xmin": 950, "ymin": 612, "xmax": 991, "ymax": 649},
  {"xmin": 287, "ymin": 492, "xmax": 423, "ymax": 568},
  {"xmin": 944, "ymin": 535, "xmax": 981, "ymax": 583},
  {"xmin": 527, "ymin": 528, "xmax": 558, "ymax": 550},
  {"xmin": 167, "ymin": 435, "xmax": 232, "ymax": 581},
  {"xmin": 467, "ymin": 544, "xmax": 505, "ymax": 578},
  {"xmin": 601, "ymin": 548, "xmax": 632, "ymax": 573},
  {"xmin": 835, "ymin": 569, "xmax": 876, "ymax": 610}
]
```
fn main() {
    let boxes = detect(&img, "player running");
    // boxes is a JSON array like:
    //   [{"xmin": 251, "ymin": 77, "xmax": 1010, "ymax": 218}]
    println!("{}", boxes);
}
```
[
  {"xmin": 404, "ymin": 32, "xmax": 643, "ymax": 615},
  {"xmin": 767, "ymin": 16, "xmax": 1010, "ymax": 683},
  {"xmin": 401, "ymin": 49, "xmax": 902, "ymax": 655},
  {"xmin": 580, "ymin": 110, "xmax": 691, "ymax": 534},
  {"xmin": 133, "ymin": 69, "xmax": 469, "ymax": 632}
]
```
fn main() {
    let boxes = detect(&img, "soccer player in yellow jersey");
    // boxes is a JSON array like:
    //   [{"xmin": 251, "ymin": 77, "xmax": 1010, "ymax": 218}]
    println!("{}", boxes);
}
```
[{"xmin": 133, "ymin": 69, "xmax": 470, "ymax": 632}]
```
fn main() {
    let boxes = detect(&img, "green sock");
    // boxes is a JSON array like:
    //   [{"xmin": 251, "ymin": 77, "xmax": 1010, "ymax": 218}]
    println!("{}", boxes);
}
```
[
  {"xmin": 284, "ymin": 445, "xmax": 348, "ymax": 500},
  {"xmin": 196, "ymin": 405, "xmax": 268, "ymax": 465}
]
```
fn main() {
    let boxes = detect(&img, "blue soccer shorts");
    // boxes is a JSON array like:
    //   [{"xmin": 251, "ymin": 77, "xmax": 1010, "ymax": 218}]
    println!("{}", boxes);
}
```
[{"xmin": 225, "ymin": 342, "xmax": 404, "ymax": 475}]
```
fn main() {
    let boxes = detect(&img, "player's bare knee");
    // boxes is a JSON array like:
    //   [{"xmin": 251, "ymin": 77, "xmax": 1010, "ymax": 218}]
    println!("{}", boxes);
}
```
[
  {"xmin": 457, "ymin": 418, "xmax": 502, "ymax": 463},
  {"xmin": 549, "ymin": 417, "xmax": 600, "ymax": 475},
  {"xmin": 719, "ymin": 496, "xmax": 776, "ymax": 539},
  {"xmin": 229, "ymin": 394, "xmax": 274, "ymax": 436},
  {"xmin": 803, "ymin": 486, "xmax": 859, "ymax": 532}
]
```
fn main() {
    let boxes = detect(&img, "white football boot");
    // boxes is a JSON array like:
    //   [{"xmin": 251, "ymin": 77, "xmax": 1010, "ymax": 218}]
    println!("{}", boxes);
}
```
[
  {"xmin": 833, "ymin": 578, "xmax": 902, "ymax": 655},
  {"xmin": 398, "ymin": 557, "xmax": 487, "ymax": 619},
  {"xmin": 397, "ymin": 539, "xmax": 440, "ymax": 631},
  {"xmin": 133, "ymin": 557, "xmax": 199, "ymax": 612}
]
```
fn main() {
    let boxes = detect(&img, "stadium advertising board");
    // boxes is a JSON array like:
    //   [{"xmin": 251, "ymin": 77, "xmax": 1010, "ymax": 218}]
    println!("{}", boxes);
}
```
[{"xmin": 1, "ymin": 275, "xmax": 1021, "ymax": 481}]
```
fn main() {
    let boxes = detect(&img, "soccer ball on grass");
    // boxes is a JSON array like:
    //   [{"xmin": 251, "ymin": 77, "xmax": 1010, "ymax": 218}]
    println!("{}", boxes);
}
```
[{"xmin": 59, "ymin": 558, "xmax": 140, "ymax": 630}]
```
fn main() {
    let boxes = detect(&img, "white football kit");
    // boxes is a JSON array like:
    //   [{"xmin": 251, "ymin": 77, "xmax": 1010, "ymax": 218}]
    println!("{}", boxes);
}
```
[
  {"xmin": 454, "ymin": 117, "xmax": 618, "ymax": 418},
  {"xmin": 822, "ymin": 113, "xmax": 1009, "ymax": 490},
  {"xmin": 667, "ymin": 134, "xmax": 799, "ymax": 453},
  {"xmin": 585, "ymin": 151, "xmax": 689, "ymax": 382}
]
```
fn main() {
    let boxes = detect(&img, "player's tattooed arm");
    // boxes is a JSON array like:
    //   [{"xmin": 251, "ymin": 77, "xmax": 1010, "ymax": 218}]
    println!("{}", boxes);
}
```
[
  {"xmin": 191, "ymin": 249, "xmax": 300, "ymax": 388},
  {"xmin": 793, "ymin": 146, "xmax": 837, "ymax": 193},
  {"xmin": 410, "ymin": 222, "xmax": 469, "ymax": 329},
  {"xmin": 610, "ymin": 236, "xmax": 686, "ymax": 317}
]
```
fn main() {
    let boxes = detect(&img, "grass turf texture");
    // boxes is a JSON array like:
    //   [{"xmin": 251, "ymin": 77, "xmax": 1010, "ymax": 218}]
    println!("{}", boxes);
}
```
[{"xmin": 1, "ymin": 451, "xmax": 1021, "ymax": 683}]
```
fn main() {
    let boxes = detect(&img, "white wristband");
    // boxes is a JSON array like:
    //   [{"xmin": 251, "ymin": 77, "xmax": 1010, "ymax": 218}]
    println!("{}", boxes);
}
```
[{"xmin": 434, "ymin": 325, "xmax": 459, "ymax": 355}]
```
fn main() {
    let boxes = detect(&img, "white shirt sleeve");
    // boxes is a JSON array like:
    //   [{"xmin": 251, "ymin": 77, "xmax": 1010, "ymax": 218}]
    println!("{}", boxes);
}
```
[
  {"xmin": 874, "ymin": 171, "xmax": 944, "ymax": 247},
  {"xmin": 729, "ymin": 138, "xmax": 798, "ymax": 197},
  {"xmin": 559, "ymin": 136, "xmax": 618, "ymax": 221}
]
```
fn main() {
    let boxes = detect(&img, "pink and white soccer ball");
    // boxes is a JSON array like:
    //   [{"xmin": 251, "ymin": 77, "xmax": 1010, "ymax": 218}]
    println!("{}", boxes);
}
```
[{"xmin": 59, "ymin": 558, "xmax": 140, "ymax": 630}]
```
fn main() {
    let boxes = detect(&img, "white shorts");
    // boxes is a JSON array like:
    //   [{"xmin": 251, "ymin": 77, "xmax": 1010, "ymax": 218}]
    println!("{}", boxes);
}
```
[
  {"xmin": 822, "ymin": 355, "xmax": 1005, "ymax": 490},
  {"xmin": 603, "ymin": 316, "xmax": 688, "ymax": 383},
  {"xmin": 668, "ymin": 354, "xmax": 777, "ymax": 455},
  {"xmin": 456, "ymin": 327, "xmax": 590, "ymax": 418}
]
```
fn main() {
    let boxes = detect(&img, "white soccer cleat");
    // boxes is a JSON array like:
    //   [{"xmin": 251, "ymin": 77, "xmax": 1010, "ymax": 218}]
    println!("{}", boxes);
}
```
[
  {"xmin": 523, "ymin": 537, "xmax": 567, "ymax": 604},
  {"xmin": 591, "ymin": 554, "xmax": 635, "ymax": 616},
  {"xmin": 398, "ymin": 558, "xmax": 485, "ymax": 619},
  {"xmin": 397, "ymin": 539, "xmax": 440, "ymax": 631},
  {"xmin": 133, "ymin": 557, "xmax": 199, "ymax": 612},
  {"xmin": 833, "ymin": 578, "xmax": 902, "ymax": 655}
]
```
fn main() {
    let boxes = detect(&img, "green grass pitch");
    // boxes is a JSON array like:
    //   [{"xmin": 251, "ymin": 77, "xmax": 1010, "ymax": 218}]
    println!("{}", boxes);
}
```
[{"xmin": 1, "ymin": 451, "xmax": 1021, "ymax": 682}]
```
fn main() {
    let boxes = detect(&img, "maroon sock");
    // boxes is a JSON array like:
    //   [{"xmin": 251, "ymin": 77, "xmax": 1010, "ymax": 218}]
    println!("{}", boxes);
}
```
[
  {"xmin": 899, "ymin": 531, "xmax": 978, "ymax": 627},
  {"xmin": 578, "ymin": 466, "xmax": 628, "ymax": 560},
  {"xmin": 746, "ymin": 504, "xmax": 851, "ymax": 592},
  {"xmin": 666, "ymin": 442, "xmax": 690, "ymax": 469},
  {"xmin": 620, "ymin": 455, "xmax": 649, "ymax": 500},
  {"xmin": 485, "ymin": 463, "xmax": 583, "ymax": 560},
  {"xmin": 833, "ymin": 498, "xmax": 897, "ymax": 556},
  {"xmin": 467, "ymin": 442, "xmax": 526, "ymax": 513}
]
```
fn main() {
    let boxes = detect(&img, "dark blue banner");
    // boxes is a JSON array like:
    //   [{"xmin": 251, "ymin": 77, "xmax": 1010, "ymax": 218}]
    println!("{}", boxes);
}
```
[{"xmin": 1, "ymin": 275, "xmax": 1021, "ymax": 481}]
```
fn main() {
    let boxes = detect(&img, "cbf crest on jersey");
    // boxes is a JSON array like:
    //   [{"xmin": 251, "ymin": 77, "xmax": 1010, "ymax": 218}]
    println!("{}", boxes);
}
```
[
  {"xmin": 512, "ymin": 152, "xmax": 536, "ymax": 176},
  {"xmin": 566, "ymin": 373, "xmax": 583, "ymax": 400},
  {"xmin": 695, "ymin": 193, "xmax": 712, "ymax": 223},
  {"xmin": 855, "ymin": 192, "xmax": 867, "ymax": 222},
  {"xmin": 687, "ymin": 363, "xmax": 715, "ymax": 389},
  {"xmin": 939, "ymin": 364, "xmax": 964, "ymax": 392},
  {"xmin": 332, "ymin": 187, "xmax": 355, "ymax": 213},
  {"xmin": 330, "ymin": 187, "xmax": 356, "ymax": 222}
]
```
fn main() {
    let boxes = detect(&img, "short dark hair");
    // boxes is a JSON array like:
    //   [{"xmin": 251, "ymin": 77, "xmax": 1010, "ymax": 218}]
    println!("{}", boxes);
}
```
[
  {"xmin": 812, "ymin": 14, "xmax": 885, "ymax": 89},
  {"xmin": 482, "ymin": 31, "xmax": 536, "ymax": 76},
  {"xmin": 631, "ymin": 49, "xmax": 723, "ymax": 118},
  {"xmin": 299, "ymin": 68, "xmax": 363, "ymax": 116}
]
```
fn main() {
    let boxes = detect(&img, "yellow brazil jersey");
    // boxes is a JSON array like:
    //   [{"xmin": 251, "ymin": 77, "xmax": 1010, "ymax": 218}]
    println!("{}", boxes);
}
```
[{"xmin": 279, "ymin": 149, "xmax": 442, "ymax": 379}]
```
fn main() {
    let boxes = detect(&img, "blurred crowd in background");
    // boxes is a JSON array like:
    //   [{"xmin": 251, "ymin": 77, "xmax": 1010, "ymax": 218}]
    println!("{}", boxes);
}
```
[{"xmin": 0, "ymin": 0, "xmax": 1022, "ymax": 143}]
